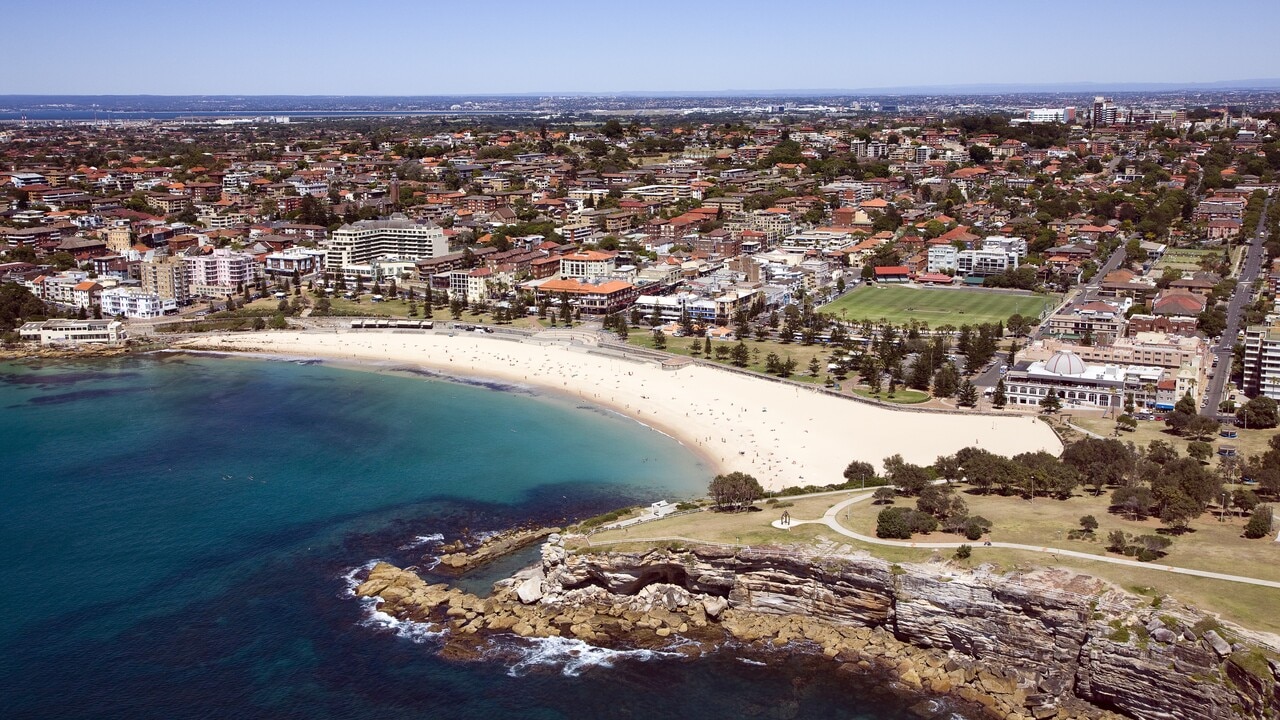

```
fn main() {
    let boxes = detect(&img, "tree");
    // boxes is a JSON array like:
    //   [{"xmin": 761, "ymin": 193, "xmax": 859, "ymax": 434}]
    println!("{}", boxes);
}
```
[
  {"xmin": 1233, "ymin": 488, "xmax": 1260, "ymax": 518},
  {"xmin": 1187, "ymin": 441, "xmax": 1213, "ymax": 463},
  {"xmin": 992, "ymin": 378, "xmax": 1007, "ymax": 409},
  {"xmin": 876, "ymin": 507, "xmax": 937, "ymax": 539},
  {"xmin": 652, "ymin": 328, "xmax": 667, "ymax": 350},
  {"xmin": 876, "ymin": 507, "xmax": 913, "ymax": 539},
  {"xmin": 968, "ymin": 144, "xmax": 993, "ymax": 164},
  {"xmin": 957, "ymin": 380, "xmax": 979, "ymax": 407},
  {"xmin": 1079, "ymin": 515, "xmax": 1099, "ymax": 534},
  {"xmin": 1039, "ymin": 389, "xmax": 1062, "ymax": 413},
  {"xmin": 872, "ymin": 487, "xmax": 896, "ymax": 504},
  {"xmin": 1006, "ymin": 313, "xmax": 1030, "ymax": 337},
  {"xmin": 730, "ymin": 342, "xmax": 750, "ymax": 367},
  {"xmin": 808, "ymin": 356, "xmax": 822, "ymax": 377},
  {"xmin": 907, "ymin": 356, "xmax": 933, "ymax": 391},
  {"xmin": 1158, "ymin": 491, "xmax": 1201, "ymax": 533},
  {"xmin": 843, "ymin": 460, "xmax": 876, "ymax": 488},
  {"xmin": 954, "ymin": 544, "xmax": 972, "ymax": 560},
  {"xmin": 1237, "ymin": 396, "xmax": 1279, "ymax": 429},
  {"xmin": 268, "ymin": 312, "xmax": 287, "ymax": 329},
  {"xmin": 0, "ymin": 282, "xmax": 46, "ymax": 330},
  {"xmin": 1133, "ymin": 534, "xmax": 1173, "ymax": 561},
  {"xmin": 932, "ymin": 362, "xmax": 960, "ymax": 397},
  {"xmin": 887, "ymin": 458, "xmax": 932, "ymax": 497},
  {"xmin": 1244, "ymin": 505, "xmax": 1273, "ymax": 539},
  {"xmin": 708, "ymin": 472, "xmax": 763, "ymax": 512},
  {"xmin": 1164, "ymin": 393, "xmax": 1202, "ymax": 435},
  {"xmin": 1063, "ymin": 437, "xmax": 1133, "ymax": 495}
]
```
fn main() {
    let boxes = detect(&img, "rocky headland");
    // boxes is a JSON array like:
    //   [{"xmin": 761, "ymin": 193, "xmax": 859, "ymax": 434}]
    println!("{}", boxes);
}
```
[{"xmin": 356, "ymin": 536, "xmax": 1280, "ymax": 720}]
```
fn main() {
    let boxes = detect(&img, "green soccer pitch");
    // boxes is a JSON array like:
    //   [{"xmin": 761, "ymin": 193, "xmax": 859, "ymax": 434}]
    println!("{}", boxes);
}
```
[{"xmin": 820, "ymin": 284, "xmax": 1057, "ymax": 327}]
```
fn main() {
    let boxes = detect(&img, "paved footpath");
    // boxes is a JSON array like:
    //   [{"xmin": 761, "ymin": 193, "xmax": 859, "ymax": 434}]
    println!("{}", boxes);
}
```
[{"xmin": 774, "ymin": 492, "xmax": 1280, "ymax": 590}]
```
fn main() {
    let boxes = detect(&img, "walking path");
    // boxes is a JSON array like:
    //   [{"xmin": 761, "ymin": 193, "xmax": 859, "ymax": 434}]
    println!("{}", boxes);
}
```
[{"xmin": 774, "ymin": 492, "xmax": 1280, "ymax": 590}]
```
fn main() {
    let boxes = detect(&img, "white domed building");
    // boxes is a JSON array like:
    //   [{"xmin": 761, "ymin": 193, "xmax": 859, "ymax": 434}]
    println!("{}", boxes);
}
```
[{"xmin": 1003, "ymin": 350, "xmax": 1165, "ymax": 410}]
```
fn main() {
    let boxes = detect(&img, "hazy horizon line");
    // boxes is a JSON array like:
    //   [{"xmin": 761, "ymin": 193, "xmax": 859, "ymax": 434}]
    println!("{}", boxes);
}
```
[{"xmin": 5, "ymin": 78, "xmax": 1280, "ymax": 99}]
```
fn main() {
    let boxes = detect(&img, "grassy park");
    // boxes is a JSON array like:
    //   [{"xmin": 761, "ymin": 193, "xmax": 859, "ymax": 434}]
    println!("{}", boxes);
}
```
[
  {"xmin": 576, "ymin": 484, "xmax": 1280, "ymax": 634},
  {"xmin": 626, "ymin": 332, "xmax": 831, "ymax": 385},
  {"xmin": 1070, "ymin": 414, "xmax": 1274, "ymax": 459},
  {"xmin": 821, "ymin": 285, "xmax": 1056, "ymax": 327}
]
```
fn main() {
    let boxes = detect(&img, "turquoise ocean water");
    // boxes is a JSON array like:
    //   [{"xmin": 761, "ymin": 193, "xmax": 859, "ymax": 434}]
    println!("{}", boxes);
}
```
[{"xmin": 0, "ymin": 354, "xmax": 949, "ymax": 719}]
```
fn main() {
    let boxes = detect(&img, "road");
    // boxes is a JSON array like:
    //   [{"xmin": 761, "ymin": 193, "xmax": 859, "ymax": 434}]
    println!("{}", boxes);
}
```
[
  {"xmin": 1201, "ymin": 195, "xmax": 1271, "ymax": 417},
  {"xmin": 1025, "ymin": 243, "xmax": 1127, "ymax": 347}
]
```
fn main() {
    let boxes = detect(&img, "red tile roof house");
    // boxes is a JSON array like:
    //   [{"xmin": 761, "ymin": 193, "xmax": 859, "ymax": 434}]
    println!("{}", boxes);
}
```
[
  {"xmin": 916, "ymin": 272, "xmax": 956, "ymax": 285},
  {"xmin": 1152, "ymin": 290, "xmax": 1207, "ymax": 317}
]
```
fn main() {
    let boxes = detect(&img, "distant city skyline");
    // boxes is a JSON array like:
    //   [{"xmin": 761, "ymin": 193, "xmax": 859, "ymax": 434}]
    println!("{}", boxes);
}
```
[{"xmin": 7, "ymin": 0, "xmax": 1280, "ymax": 95}]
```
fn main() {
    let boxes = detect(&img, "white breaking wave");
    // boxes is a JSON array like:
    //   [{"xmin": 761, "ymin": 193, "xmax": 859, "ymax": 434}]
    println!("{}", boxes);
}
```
[
  {"xmin": 341, "ymin": 560, "xmax": 444, "ymax": 644},
  {"xmin": 398, "ymin": 533, "xmax": 444, "ymax": 550},
  {"xmin": 501, "ymin": 635, "xmax": 680, "ymax": 678},
  {"xmin": 359, "ymin": 605, "xmax": 445, "ymax": 644},
  {"xmin": 339, "ymin": 560, "xmax": 381, "ymax": 598}
]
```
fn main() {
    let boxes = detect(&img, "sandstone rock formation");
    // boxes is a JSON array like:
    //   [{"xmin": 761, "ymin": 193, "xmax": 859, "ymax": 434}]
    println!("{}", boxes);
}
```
[{"xmin": 356, "ymin": 538, "xmax": 1280, "ymax": 720}]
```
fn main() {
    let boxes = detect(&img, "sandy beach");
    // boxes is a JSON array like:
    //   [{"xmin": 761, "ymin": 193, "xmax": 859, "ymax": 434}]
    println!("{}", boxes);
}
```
[{"xmin": 179, "ymin": 330, "xmax": 1063, "ymax": 491}]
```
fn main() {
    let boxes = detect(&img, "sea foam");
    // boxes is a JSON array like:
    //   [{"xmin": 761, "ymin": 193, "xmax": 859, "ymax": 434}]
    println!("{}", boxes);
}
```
[{"xmin": 501, "ymin": 636, "xmax": 680, "ymax": 678}]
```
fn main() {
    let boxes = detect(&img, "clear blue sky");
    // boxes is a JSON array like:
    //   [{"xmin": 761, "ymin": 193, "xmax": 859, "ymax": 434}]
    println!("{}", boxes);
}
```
[{"xmin": 7, "ymin": 0, "xmax": 1280, "ymax": 94}]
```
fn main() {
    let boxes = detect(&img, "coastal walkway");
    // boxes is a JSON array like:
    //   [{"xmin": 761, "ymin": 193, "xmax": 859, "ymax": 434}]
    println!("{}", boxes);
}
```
[{"xmin": 775, "ymin": 493, "xmax": 1280, "ymax": 590}]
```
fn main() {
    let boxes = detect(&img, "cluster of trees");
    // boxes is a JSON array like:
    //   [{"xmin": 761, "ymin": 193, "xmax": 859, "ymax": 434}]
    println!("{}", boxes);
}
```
[
  {"xmin": 873, "ymin": 454, "xmax": 992, "ymax": 540},
  {"xmin": 1105, "ymin": 531, "xmax": 1173, "ymax": 562},
  {"xmin": 1241, "ymin": 434, "xmax": 1280, "ymax": 493},
  {"xmin": 1164, "ymin": 393, "xmax": 1220, "ymax": 439},
  {"xmin": 1238, "ymin": 396, "xmax": 1279, "ymax": 429},
  {"xmin": 0, "ymin": 282, "xmax": 46, "ymax": 332},
  {"xmin": 708, "ymin": 472, "xmax": 764, "ymax": 512}
]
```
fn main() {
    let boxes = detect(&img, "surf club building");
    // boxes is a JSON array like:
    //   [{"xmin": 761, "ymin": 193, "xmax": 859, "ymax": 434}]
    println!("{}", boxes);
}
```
[{"xmin": 1002, "ymin": 350, "xmax": 1164, "ymax": 411}]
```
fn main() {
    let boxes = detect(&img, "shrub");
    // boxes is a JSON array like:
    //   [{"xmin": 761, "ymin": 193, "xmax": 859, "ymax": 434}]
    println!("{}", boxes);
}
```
[
  {"xmin": 954, "ymin": 544, "xmax": 972, "ymax": 560},
  {"xmin": 1244, "ymin": 505, "xmax": 1273, "ymax": 539},
  {"xmin": 876, "ymin": 507, "xmax": 914, "ymax": 539}
]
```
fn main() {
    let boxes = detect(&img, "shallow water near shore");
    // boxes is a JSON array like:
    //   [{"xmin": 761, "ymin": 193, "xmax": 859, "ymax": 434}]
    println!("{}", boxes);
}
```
[{"xmin": 0, "ymin": 354, "xmax": 950, "ymax": 719}]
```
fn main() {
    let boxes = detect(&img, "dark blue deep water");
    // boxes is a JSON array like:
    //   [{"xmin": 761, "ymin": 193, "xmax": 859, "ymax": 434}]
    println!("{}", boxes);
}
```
[{"xmin": 0, "ymin": 354, "xmax": 943, "ymax": 719}]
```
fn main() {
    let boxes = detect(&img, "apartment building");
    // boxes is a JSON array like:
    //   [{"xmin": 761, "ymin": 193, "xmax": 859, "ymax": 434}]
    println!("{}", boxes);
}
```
[
  {"xmin": 186, "ymin": 248, "xmax": 257, "ymax": 297},
  {"xmin": 559, "ymin": 251, "xmax": 617, "ymax": 280},
  {"xmin": 140, "ymin": 256, "xmax": 191, "ymax": 305},
  {"xmin": 325, "ymin": 215, "xmax": 447, "ymax": 271},
  {"xmin": 99, "ymin": 287, "xmax": 175, "ymax": 319},
  {"xmin": 1242, "ymin": 322, "xmax": 1280, "ymax": 400}
]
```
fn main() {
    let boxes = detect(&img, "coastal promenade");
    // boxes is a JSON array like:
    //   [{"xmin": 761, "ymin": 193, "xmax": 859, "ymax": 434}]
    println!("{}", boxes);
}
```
[{"xmin": 176, "ymin": 327, "xmax": 1062, "ymax": 491}]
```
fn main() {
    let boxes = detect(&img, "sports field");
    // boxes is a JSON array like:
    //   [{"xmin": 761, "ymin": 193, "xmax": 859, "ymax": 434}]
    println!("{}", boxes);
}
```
[{"xmin": 820, "ymin": 284, "xmax": 1057, "ymax": 327}]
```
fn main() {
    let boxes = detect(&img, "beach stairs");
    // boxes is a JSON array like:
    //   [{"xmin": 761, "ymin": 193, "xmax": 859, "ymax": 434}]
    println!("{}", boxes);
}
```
[{"xmin": 532, "ymin": 328, "xmax": 602, "ymax": 347}]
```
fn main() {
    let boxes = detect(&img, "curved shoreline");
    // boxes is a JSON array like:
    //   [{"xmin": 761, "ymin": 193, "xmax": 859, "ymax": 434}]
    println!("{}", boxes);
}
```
[
  {"xmin": 168, "ymin": 345, "xmax": 729, "ymax": 483},
  {"xmin": 175, "ymin": 329, "xmax": 1063, "ymax": 491}
]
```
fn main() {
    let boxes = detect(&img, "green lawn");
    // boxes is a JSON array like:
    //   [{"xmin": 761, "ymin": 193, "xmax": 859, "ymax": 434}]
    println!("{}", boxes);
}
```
[
  {"xmin": 1071, "ymin": 414, "xmax": 1278, "ymax": 460},
  {"xmin": 1154, "ymin": 249, "xmax": 1218, "ymax": 272},
  {"xmin": 626, "ymin": 332, "xmax": 830, "ymax": 385},
  {"xmin": 314, "ymin": 294, "xmax": 540, "ymax": 329},
  {"xmin": 821, "ymin": 285, "xmax": 1056, "ymax": 327},
  {"xmin": 849, "ymin": 387, "xmax": 930, "ymax": 404}
]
